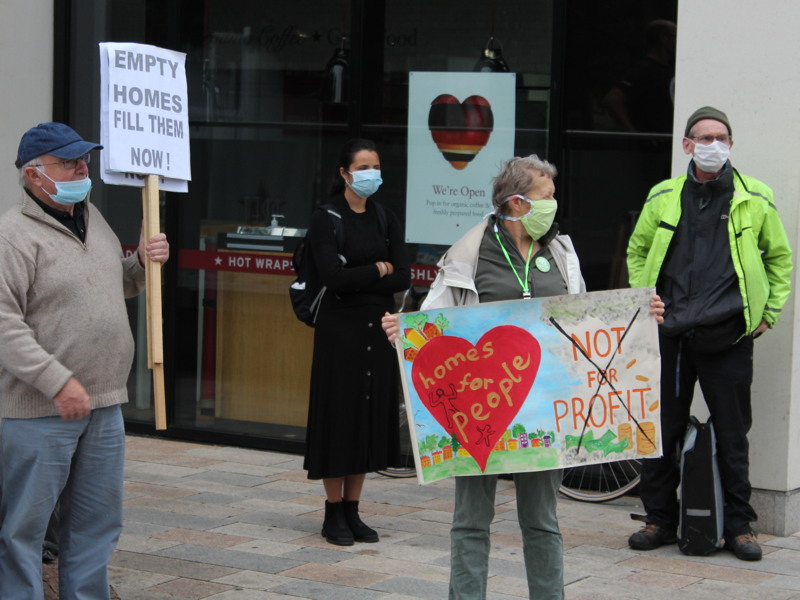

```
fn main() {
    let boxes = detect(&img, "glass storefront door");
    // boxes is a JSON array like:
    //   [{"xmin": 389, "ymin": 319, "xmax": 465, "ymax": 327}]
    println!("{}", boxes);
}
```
[
  {"xmin": 166, "ymin": 0, "xmax": 558, "ymax": 450},
  {"xmin": 555, "ymin": 1, "xmax": 679, "ymax": 291}
]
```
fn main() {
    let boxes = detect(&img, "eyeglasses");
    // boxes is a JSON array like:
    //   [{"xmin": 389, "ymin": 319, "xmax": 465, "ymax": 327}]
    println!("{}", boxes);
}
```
[
  {"xmin": 690, "ymin": 135, "xmax": 731, "ymax": 145},
  {"xmin": 33, "ymin": 154, "xmax": 91, "ymax": 170}
]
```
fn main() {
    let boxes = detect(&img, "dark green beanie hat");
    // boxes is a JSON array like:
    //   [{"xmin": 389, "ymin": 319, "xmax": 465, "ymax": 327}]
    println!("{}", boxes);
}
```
[{"xmin": 684, "ymin": 106, "xmax": 732, "ymax": 138}]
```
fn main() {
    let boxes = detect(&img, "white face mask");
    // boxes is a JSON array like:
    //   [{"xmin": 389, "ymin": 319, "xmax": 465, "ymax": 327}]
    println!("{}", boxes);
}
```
[{"xmin": 692, "ymin": 140, "xmax": 730, "ymax": 173}]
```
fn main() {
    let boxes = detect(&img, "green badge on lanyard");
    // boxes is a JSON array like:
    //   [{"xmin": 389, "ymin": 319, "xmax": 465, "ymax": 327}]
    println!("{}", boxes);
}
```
[{"xmin": 535, "ymin": 256, "xmax": 551, "ymax": 273}]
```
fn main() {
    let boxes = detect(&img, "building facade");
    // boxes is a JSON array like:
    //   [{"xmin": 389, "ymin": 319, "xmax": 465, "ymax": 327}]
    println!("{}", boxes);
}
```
[{"xmin": 3, "ymin": 0, "xmax": 799, "ymax": 534}]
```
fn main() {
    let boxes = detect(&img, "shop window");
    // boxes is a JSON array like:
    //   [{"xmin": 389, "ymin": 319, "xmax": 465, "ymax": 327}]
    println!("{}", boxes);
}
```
[{"xmin": 57, "ymin": 0, "xmax": 675, "ymax": 448}]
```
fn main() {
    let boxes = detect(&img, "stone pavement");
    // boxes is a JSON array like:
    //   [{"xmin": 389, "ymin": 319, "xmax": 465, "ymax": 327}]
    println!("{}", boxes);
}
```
[
  {"xmin": 43, "ymin": 561, "xmax": 120, "ymax": 599},
  {"xmin": 109, "ymin": 435, "xmax": 800, "ymax": 600}
]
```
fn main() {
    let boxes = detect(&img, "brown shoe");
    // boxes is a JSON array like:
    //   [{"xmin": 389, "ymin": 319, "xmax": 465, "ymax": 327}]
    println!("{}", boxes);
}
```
[
  {"xmin": 725, "ymin": 532, "xmax": 762, "ymax": 561},
  {"xmin": 629, "ymin": 523, "xmax": 677, "ymax": 550}
]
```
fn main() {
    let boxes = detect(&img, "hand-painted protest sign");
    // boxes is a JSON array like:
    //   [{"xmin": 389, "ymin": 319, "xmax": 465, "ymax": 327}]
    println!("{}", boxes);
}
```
[
  {"xmin": 99, "ymin": 42, "xmax": 190, "ymax": 189},
  {"xmin": 406, "ymin": 72, "xmax": 515, "ymax": 246},
  {"xmin": 395, "ymin": 287, "xmax": 662, "ymax": 484}
]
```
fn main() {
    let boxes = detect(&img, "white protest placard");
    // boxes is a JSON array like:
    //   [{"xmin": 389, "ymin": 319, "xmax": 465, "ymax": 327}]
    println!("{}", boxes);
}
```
[
  {"xmin": 99, "ymin": 42, "xmax": 191, "ymax": 183},
  {"xmin": 98, "ymin": 42, "xmax": 189, "ymax": 428},
  {"xmin": 102, "ymin": 170, "xmax": 188, "ymax": 193},
  {"xmin": 406, "ymin": 72, "xmax": 515, "ymax": 246}
]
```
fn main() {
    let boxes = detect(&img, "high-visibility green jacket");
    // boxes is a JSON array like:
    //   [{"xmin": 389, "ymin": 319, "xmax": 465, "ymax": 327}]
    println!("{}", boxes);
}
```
[{"xmin": 627, "ymin": 170, "xmax": 792, "ymax": 334}]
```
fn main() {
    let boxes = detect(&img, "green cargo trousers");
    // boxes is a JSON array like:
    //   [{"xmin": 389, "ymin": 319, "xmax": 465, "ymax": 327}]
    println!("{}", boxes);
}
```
[{"xmin": 449, "ymin": 470, "xmax": 564, "ymax": 599}]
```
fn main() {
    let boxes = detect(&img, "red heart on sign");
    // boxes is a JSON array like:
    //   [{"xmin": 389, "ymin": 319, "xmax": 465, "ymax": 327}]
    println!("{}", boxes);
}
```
[
  {"xmin": 428, "ymin": 94, "xmax": 494, "ymax": 170},
  {"xmin": 411, "ymin": 326, "xmax": 541, "ymax": 472}
]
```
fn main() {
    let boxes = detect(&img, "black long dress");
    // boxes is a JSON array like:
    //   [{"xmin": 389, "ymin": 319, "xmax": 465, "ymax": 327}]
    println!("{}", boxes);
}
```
[{"xmin": 303, "ymin": 195, "xmax": 411, "ymax": 479}]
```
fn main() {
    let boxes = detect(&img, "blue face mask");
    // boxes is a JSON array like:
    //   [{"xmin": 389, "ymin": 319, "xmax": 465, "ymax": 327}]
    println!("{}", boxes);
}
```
[
  {"xmin": 37, "ymin": 169, "xmax": 92, "ymax": 205},
  {"xmin": 346, "ymin": 169, "xmax": 382, "ymax": 198}
]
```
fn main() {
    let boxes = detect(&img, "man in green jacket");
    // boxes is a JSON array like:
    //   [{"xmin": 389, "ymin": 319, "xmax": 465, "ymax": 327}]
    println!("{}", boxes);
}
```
[{"xmin": 626, "ymin": 106, "xmax": 792, "ymax": 561}]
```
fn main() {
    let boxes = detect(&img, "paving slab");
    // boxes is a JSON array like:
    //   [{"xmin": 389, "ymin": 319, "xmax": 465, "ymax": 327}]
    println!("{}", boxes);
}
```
[{"xmin": 101, "ymin": 436, "xmax": 800, "ymax": 599}]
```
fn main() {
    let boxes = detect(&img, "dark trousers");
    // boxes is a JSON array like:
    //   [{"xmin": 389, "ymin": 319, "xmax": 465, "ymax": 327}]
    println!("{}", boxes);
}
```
[{"xmin": 639, "ymin": 332, "xmax": 757, "ymax": 537}]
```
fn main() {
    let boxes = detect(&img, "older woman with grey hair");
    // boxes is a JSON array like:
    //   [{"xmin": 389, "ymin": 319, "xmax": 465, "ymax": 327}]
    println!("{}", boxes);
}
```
[
  {"xmin": 384, "ymin": 154, "xmax": 584, "ymax": 600},
  {"xmin": 384, "ymin": 155, "xmax": 665, "ymax": 598}
]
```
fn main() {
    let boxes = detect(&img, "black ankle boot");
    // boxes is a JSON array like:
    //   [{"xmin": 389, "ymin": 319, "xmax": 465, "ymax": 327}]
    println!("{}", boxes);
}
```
[
  {"xmin": 322, "ymin": 501, "xmax": 354, "ymax": 546},
  {"xmin": 343, "ymin": 500, "xmax": 379, "ymax": 543}
]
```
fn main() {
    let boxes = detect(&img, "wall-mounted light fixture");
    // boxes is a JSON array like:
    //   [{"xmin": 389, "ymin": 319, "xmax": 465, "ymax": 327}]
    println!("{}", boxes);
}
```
[
  {"xmin": 473, "ymin": 36, "xmax": 509, "ymax": 73},
  {"xmin": 322, "ymin": 36, "xmax": 350, "ymax": 104}
]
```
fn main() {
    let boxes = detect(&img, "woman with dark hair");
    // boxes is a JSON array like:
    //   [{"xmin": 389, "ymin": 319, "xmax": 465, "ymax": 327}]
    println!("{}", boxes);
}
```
[{"xmin": 304, "ymin": 139, "xmax": 411, "ymax": 546}]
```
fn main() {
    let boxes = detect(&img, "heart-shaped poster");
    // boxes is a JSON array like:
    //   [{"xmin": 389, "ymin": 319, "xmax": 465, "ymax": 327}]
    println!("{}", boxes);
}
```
[
  {"xmin": 411, "ymin": 325, "xmax": 541, "ymax": 471},
  {"xmin": 428, "ymin": 94, "xmax": 494, "ymax": 170}
]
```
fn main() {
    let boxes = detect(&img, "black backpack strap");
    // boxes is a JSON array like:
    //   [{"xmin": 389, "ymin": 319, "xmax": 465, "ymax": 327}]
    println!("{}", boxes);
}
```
[
  {"xmin": 371, "ymin": 200, "xmax": 390, "ymax": 247},
  {"xmin": 321, "ymin": 203, "xmax": 346, "ymax": 265},
  {"xmin": 321, "ymin": 203, "xmax": 345, "ymax": 251}
]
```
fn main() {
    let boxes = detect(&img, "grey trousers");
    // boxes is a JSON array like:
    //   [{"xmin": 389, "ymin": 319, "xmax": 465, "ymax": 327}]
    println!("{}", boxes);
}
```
[{"xmin": 450, "ymin": 470, "xmax": 564, "ymax": 599}]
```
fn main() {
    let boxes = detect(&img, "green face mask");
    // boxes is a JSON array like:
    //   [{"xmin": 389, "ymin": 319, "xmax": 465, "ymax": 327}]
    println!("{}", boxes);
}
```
[{"xmin": 499, "ymin": 197, "xmax": 558, "ymax": 240}]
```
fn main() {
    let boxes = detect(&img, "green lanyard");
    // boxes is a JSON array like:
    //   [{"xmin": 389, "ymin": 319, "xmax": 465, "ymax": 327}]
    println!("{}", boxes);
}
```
[{"xmin": 493, "ymin": 225, "xmax": 534, "ymax": 299}]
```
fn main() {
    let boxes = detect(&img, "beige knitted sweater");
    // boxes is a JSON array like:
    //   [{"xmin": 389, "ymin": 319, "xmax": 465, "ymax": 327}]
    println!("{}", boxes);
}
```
[{"xmin": 0, "ymin": 192, "xmax": 146, "ymax": 418}]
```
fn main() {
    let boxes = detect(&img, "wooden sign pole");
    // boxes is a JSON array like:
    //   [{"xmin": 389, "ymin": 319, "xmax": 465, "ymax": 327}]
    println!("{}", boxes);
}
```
[{"xmin": 143, "ymin": 174, "xmax": 167, "ymax": 430}]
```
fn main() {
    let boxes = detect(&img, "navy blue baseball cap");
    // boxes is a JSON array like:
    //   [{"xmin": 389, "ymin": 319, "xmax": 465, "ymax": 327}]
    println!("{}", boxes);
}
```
[{"xmin": 15, "ymin": 122, "xmax": 102, "ymax": 168}]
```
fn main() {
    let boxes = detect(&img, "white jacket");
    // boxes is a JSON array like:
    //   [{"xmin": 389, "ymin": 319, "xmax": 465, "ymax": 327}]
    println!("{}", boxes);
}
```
[{"xmin": 422, "ymin": 219, "xmax": 586, "ymax": 311}]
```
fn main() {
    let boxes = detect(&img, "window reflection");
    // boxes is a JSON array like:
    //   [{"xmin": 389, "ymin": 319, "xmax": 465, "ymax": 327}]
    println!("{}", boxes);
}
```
[
  {"xmin": 71, "ymin": 0, "xmax": 676, "ymax": 447},
  {"xmin": 558, "ymin": 1, "xmax": 678, "ymax": 292}
]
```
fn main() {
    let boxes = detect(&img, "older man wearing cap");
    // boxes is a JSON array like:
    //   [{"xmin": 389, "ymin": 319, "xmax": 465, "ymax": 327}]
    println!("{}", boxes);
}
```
[
  {"xmin": 626, "ymin": 107, "xmax": 792, "ymax": 561},
  {"xmin": 0, "ymin": 122, "xmax": 169, "ymax": 598}
]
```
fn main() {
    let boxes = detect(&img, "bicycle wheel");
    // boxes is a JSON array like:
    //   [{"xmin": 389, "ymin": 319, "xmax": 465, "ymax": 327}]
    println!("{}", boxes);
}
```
[
  {"xmin": 377, "ymin": 399, "xmax": 417, "ymax": 478},
  {"xmin": 559, "ymin": 459, "xmax": 641, "ymax": 502}
]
